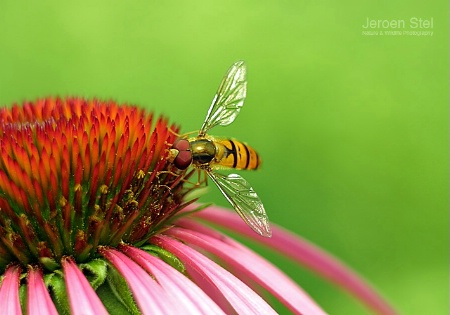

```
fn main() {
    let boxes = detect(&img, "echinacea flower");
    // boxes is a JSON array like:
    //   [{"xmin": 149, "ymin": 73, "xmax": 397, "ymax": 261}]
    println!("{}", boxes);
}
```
[{"xmin": 0, "ymin": 97, "xmax": 396, "ymax": 314}]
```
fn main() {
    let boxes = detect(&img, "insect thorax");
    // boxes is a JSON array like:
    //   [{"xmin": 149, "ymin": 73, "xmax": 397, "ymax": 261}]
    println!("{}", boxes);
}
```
[{"xmin": 189, "ymin": 139, "xmax": 216, "ymax": 166}]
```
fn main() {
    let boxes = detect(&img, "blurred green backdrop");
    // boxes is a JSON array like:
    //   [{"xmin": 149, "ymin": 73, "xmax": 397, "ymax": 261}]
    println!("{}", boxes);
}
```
[{"xmin": 0, "ymin": 1, "xmax": 447, "ymax": 314}]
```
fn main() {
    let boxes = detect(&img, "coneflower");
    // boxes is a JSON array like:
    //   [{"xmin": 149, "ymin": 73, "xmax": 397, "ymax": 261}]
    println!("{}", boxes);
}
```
[{"xmin": 0, "ymin": 97, "xmax": 395, "ymax": 314}]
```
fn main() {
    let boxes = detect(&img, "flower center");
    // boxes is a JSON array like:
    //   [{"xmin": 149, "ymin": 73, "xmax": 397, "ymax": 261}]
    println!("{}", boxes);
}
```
[{"xmin": 0, "ymin": 97, "xmax": 194, "ymax": 272}]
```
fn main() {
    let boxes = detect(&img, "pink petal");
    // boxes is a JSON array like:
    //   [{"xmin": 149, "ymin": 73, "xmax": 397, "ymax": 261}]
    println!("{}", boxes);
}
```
[
  {"xmin": 182, "ymin": 265, "xmax": 235, "ymax": 314},
  {"xmin": 62, "ymin": 257, "xmax": 108, "ymax": 315},
  {"xmin": 27, "ymin": 267, "xmax": 58, "ymax": 315},
  {"xmin": 168, "ymin": 222, "xmax": 327, "ymax": 315},
  {"xmin": 100, "ymin": 247, "xmax": 179, "ymax": 315},
  {"xmin": 0, "ymin": 265, "xmax": 22, "ymax": 315},
  {"xmin": 191, "ymin": 205, "xmax": 397, "ymax": 315},
  {"xmin": 120, "ymin": 245, "xmax": 226, "ymax": 315},
  {"xmin": 151, "ymin": 235, "xmax": 278, "ymax": 315}
]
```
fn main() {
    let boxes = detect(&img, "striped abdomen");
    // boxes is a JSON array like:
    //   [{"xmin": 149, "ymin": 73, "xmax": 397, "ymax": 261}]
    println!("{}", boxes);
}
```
[{"xmin": 215, "ymin": 139, "xmax": 260, "ymax": 170}]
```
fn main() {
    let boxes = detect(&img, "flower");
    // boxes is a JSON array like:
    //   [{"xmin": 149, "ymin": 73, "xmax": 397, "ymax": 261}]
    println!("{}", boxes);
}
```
[{"xmin": 0, "ymin": 97, "xmax": 396, "ymax": 314}]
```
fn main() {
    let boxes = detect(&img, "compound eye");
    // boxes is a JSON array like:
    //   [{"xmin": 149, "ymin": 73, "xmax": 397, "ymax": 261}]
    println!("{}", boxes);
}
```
[
  {"xmin": 171, "ymin": 139, "xmax": 192, "ymax": 170},
  {"xmin": 174, "ymin": 150, "xmax": 192, "ymax": 170},
  {"xmin": 172, "ymin": 139, "xmax": 190, "ymax": 151}
]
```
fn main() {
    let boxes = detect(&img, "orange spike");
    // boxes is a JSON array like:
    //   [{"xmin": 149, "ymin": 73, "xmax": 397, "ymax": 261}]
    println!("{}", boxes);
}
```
[
  {"xmin": 31, "ymin": 177, "xmax": 44, "ymax": 208},
  {"xmin": 89, "ymin": 163, "xmax": 100, "ymax": 206},
  {"xmin": 39, "ymin": 147, "xmax": 50, "ymax": 190},
  {"xmin": 71, "ymin": 138, "xmax": 80, "ymax": 174},
  {"xmin": 61, "ymin": 146, "xmax": 70, "ymax": 199},
  {"xmin": 116, "ymin": 133, "xmax": 126, "ymax": 162},
  {"xmin": 74, "ymin": 154, "xmax": 83, "ymax": 188},
  {"xmin": 107, "ymin": 141, "xmax": 116, "ymax": 175},
  {"xmin": 91, "ymin": 137, "xmax": 100, "ymax": 167}
]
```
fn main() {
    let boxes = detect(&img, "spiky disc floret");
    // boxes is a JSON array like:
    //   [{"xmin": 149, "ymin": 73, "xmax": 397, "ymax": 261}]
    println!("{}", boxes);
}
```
[{"xmin": 0, "ymin": 97, "xmax": 193, "ymax": 271}]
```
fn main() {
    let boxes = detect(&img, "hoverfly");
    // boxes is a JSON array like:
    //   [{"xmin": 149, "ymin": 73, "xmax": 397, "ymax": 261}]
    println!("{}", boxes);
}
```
[{"xmin": 168, "ymin": 61, "xmax": 271, "ymax": 237}]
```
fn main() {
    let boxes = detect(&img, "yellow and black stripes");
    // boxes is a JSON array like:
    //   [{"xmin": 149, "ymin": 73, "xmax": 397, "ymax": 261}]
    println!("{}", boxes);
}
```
[{"xmin": 217, "ymin": 139, "xmax": 260, "ymax": 170}]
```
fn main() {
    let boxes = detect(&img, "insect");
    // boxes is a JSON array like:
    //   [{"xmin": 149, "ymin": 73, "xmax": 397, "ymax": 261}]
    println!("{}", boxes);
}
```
[{"xmin": 168, "ymin": 60, "xmax": 271, "ymax": 237}]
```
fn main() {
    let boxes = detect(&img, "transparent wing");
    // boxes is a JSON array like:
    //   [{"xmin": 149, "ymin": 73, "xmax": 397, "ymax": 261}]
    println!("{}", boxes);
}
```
[
  {"xmin": 199, "ymin": 61, "xmax": 247, "ymax": 136},
  {"xmin": 207, "ymin": 172, "xmax": 272, "ymax": 237}
]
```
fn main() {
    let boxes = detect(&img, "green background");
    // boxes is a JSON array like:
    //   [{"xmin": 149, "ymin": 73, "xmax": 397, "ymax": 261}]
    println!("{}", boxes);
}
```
[{"xmin": 0, "ymin": 1, "xmax": 447, "ymax": 314}]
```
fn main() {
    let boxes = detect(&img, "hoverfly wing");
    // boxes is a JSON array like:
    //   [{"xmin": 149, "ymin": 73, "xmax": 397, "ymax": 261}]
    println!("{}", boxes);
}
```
[
  {"xmin": 207, "ymin": 172, "xmax": 272, "ymax": 237},
  {"xmin": 199, "ymin": 61, "xmax": 247, "ymax": 136}
]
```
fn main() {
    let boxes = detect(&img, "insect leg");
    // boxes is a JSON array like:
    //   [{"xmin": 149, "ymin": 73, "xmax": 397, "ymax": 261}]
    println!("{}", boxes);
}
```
[
  {"xmin": 168, "ymin": 128, "xmax": 198, "ymax": 138},
  {"xmin": 157, "ymin": 168, "xmax": 203, "ymax": 188}
]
